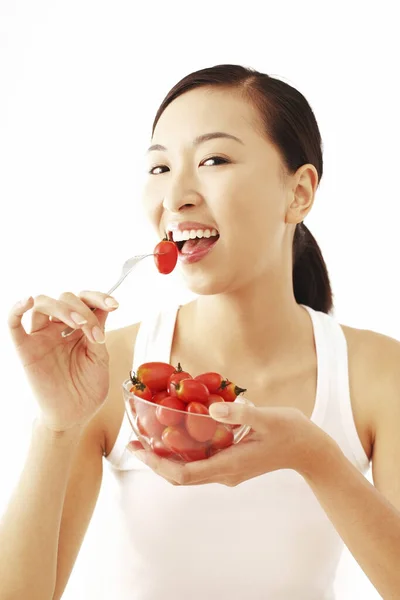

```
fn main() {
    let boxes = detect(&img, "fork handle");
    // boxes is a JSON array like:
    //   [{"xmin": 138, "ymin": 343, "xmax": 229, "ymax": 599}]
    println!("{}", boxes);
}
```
[{"xmin": 60, "ymin": 253, "xmax": 154, "ymax": 338}]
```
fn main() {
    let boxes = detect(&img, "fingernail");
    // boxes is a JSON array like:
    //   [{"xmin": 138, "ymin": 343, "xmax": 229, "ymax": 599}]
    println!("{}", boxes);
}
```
[
  {"xmin": 104, "ymin": 297, "xmax": 119, "ymax": 308},
  {"xmin": 92, "ymin": 325, "xmax": 105, "ymax": 343},
  {"xmin": 70, "ymin": 312, "xmax": 88, "ymax": 325},
  {"xmin": 209, "ymin": 403, "xmax": 230, "ymax": 418}
]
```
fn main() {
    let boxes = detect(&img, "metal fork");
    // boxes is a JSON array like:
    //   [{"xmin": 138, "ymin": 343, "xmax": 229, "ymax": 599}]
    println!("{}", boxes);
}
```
[{"xmin": 61, "ymin": 253, "xmax": 155, "ymax": 338}]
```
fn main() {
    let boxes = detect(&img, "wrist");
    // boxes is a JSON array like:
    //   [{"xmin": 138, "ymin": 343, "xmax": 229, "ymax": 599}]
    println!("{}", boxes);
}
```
[
  {"xmin": 34, "ymin": 416, "xmax": 84, "ymax": 445},
  {"xmin": 294, "ymin": 418, "xmax": 341, "ymax": 482}
]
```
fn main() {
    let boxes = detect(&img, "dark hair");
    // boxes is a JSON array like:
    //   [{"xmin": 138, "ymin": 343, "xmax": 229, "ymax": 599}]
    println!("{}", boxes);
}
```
[{"xmin": 152, "ymin": 64, "xmax": 333, "ymax": 314}]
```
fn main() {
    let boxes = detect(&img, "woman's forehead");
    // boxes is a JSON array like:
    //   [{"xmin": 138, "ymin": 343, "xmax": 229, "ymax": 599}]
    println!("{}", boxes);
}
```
[{"xmin": 152, "ymin": 87, "xmax": 263, "ymax": 144}]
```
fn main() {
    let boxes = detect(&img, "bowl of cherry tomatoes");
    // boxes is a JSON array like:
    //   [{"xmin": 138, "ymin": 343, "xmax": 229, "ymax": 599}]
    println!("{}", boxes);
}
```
[{"xmin": 122, "ymin": 361, "xmax": 253, "ymax": 463}]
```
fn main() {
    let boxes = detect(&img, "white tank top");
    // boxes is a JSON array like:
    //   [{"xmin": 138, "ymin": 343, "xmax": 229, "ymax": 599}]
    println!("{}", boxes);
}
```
[{"xmin": 104, "ymin": 303, "xmax": 370, "ymax": 599}]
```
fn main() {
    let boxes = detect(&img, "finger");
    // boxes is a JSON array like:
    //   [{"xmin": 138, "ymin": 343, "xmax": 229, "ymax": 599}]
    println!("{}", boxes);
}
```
[
  {"xmin": 127, "ymin": 440, "xmax": 145, "ymax": 452},
  {"xmin": 61, "ymin": 291, "xmax": 119, "ymax": 340},
  {"xmin": 49, "ymin": 287, "xmax": 119, "ymax": 323},
  {"xmin": 208, "ymin": 399, "xmax": 266, "ymax": 431},
  {"xmin": 29, "ymin": 294, "xmax": 97, "ymax": 343},
  {"xmin": 129, "ymin": 450, "xmax": 204, "ymax": 486},
  {"xmin": 77, "ymin": 290, "xmax": 119, "ymax": 312},
  {"xmin": 49, "ymin": 315, "xmax": 63, "ymax": 323},
  {"xmin": 58, "ymin": 291, "xmax": 116, "ymax": 342},
  {"xmin": 7, "ymin": 297, "xmax": 34, "ymax": 347}
]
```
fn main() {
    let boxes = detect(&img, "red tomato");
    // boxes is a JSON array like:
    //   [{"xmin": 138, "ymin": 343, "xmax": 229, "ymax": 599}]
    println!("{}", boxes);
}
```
[
  {"xmin": 152, "ymin": 390, "xmax": 169, "ymax": 404},
  {"xmin": 168, "ymin": 363, "xmax": 192, "ymax": 395},
  {"xmin": 209, "ymin": 423, "xmax": 234, "ymax": 450},
  {"xmin": 217, "ymin": 380, "xmax": 247, "ymax": 402},
  {"xmin": 162, "ymin": 426, "xmax": 207, "ymax": 462},
  {"xmin": 194, "ymin": 372, "xmax": 226, "ymax": 394},
  {"xmin": 204, "ymin": 393, "xmax": 225, "ymax": 409},
  {"xmin": 135, "ymin": 363, "xmax": 176, "ymax": 393},
  {"xmin": 136, "ymin": 410, "xmax": 165, "ymax": 439},
  {"xmin": 156, "ymin": 396, "xmax": 186, "ymax": 426},
  {"xmin": 174, "ymin": 379, "xmax": 210, "ymax": 404},
  {"xmin": 162, "ymin": 425, "xmax": 193, "ymax": 453},
  {"xmin": 185, "ymin": 401, "xmax": 217, "ymax": 442},
  {"xmin": 129, "ymin": 381, "xmax": 153, "ymax": 401},
  {"xmin": 150, "ymin": 437, "xmax": 174, "ymax": 458},
  {"xmin": 180, "ymin": 445, "xmax": 208, "ymax": 462},
  {"xmin": 154, "ymin": 238, "xmax": 178, "ymax": 274}
]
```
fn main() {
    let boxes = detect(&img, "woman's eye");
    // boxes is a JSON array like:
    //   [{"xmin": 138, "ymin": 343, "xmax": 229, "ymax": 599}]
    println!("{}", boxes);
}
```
[
  {"xmin": 201, "ymin": 156, "xmax": 229, "ymax": 167},
  {"xmin": 149, "ymin": 165, "xmax": 169, "ymax": 175},
  {"xmin": 148, "ymin": 156, "xmax": 229, "ymax": 175}
]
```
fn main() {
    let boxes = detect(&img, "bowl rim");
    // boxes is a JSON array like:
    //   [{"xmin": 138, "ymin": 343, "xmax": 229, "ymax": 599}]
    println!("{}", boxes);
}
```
[{"xmin": 122, "ymin": 377, "xmax": 253, "ymax": 418}]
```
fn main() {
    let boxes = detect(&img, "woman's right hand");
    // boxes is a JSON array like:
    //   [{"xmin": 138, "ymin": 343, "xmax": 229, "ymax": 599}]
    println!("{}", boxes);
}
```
[{"xmin": 7, "ymin": 291, "xmax": 120, "ymax": 433}]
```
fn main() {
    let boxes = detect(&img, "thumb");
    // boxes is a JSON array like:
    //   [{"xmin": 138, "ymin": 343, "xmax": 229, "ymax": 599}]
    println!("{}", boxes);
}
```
[{"xmin": 208, "ymin": 398, "xmax": 262, "ymax": 430}]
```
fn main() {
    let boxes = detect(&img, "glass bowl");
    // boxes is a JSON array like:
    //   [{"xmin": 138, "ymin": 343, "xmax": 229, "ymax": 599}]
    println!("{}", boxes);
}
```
[{"xmin": 122, "ymin": 378, "xmax": 253, "ymax": 463}]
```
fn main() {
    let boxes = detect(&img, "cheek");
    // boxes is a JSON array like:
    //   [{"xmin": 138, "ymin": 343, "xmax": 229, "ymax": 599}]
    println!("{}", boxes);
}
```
[{"xmin": 141, "ymin": 181, "xmax": 163, "ymax": 225}]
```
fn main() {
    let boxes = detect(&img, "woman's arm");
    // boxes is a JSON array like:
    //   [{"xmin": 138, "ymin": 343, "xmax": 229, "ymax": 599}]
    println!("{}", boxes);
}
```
[
  {"xmin": 302, "ymin": 433, "xmax": 400, "ymax": 599},
  {"xmin": 301, "ymin": 332, "xmax": 400, "ymax": 600}
]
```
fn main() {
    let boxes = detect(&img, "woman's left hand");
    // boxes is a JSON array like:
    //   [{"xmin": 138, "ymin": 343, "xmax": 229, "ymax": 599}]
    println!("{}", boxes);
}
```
[{"xmin": 127, "ymin": 400, "xmax": 333, "ymax": 486}]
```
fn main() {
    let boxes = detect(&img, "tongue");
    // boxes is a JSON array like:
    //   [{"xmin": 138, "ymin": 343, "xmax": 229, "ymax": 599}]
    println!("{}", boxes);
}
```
[{"xmin": 181, "ymin": 235, "xmax": 219, "ymax": 255}]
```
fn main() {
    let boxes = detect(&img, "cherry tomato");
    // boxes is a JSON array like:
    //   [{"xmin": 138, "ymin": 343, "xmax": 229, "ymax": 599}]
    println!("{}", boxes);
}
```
[
  {"xmin": 174, "ymin": 379, "xmax": 210, "ymax": 404},
  {"xmin": 152, "ymin": 390, "xmax": 169, "ymax": 404},
  {"xmin": 185, "ymin": 401, "xmax": 217, "ymax": 442},
  {"xmin": 204, "ymin": 393, "xmax": 225, "ymax": 409},
  {"xmin": 135, "ymin": 363, "xmax": 176, "ymax": 393},
  {"xmin": 129, "ymin": 379, "xmax": 153, "ymax": 401},
  {"xmin": 217, "ymin": 380, "xmax": 247, "ymax": 402},
  {"xmin": 168, "ymin": 363, "xmax": 192, "ymax": 395},
  {"xmin": 209, "ymin": 423, "xmax": 234, "ymax": 450},
  {"xmin": 180, "ymin": 445, "xmax": 208, "ymax": 462},
  {"xmin": 150, "ymin": 437, "xmax": 174, "ymax": 458},
  {"xmin": 162, "ymin": 426, "xmax": 207, "ymax": 462},
  {"xmin": 136, "ymin": 410, "xmax": 165, "ymax": 439},
  {"xmin": 156, "ymin": 396, "xmax": 186, "ymax": 426},
  {"xmin": 162, "ymin": 425, "xmax": 193, "ymax": 453},
  {"xmin": 194, "ymin": 372, "xmax": 226, "ymax": 394},
  {"xmin": 154, "ymin": 238, "xmax": 178, "ymax": 274}
]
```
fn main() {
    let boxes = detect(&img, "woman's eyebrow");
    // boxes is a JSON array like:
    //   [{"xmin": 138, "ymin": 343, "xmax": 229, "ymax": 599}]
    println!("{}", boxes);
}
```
[{"xmin": 147, "ymin": 132, "xmax": 244, "ymax": 153}]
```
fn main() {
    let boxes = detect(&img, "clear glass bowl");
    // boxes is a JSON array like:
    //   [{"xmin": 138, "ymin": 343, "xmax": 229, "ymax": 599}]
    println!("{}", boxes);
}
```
[{"xmin": 122, "ymin": 378, "xmax": 253, "ymax": 463}]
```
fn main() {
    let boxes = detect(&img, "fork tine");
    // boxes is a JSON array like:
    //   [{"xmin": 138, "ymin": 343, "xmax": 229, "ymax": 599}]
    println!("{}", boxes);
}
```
[{"xmin": 123, "ymin": 253, "xmax": 154, "ymax": 273}]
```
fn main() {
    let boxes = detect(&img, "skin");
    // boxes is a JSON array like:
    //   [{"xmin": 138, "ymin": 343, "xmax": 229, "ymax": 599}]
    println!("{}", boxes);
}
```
[{"xmin": 143, "ymin": 86, "xmax": 319, "ymax": 382}]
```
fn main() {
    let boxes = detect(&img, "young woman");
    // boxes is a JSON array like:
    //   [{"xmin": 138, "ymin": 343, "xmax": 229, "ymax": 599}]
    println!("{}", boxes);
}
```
[{"xmin": 2, "ymin": 64, "xmax": 400, "ymax": 600}]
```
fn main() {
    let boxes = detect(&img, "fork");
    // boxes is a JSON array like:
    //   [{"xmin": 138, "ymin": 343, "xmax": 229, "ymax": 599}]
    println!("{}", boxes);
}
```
[{"xmin": 61, "ymin": 253, "xmax": 155, "ymax": 338}]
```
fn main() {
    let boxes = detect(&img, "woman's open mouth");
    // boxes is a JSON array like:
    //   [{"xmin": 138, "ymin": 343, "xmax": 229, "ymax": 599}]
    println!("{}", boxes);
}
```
[{"xmin": 168, "ymin": 230, "xmax": 220, "ymax": 264}]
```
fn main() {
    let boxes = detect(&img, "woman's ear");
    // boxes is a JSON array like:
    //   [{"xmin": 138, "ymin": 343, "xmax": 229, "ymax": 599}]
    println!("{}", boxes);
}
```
[{"xmin": 285, "ymin": 163, "xmax": 318, "ymax": 225}]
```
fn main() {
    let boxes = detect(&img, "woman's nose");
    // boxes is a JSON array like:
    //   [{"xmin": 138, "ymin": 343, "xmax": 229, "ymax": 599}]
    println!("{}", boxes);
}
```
[{"xmin": 162, "ymin": 180, "xmax": 203, "ymax": 213}]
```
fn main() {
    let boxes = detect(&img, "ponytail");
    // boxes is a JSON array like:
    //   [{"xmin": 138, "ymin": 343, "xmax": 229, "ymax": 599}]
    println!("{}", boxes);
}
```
[{"xmin": 293, "ymin": 223, "xmax": 333, "ymax": 314}]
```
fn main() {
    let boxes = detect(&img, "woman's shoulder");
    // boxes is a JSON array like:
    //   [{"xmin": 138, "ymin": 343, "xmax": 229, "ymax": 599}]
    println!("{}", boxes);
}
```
[
  {"xmin": 340, "ymin": 322, "xmax": 400, "ymax": 456},
  {"xmin": 97, "ymin": 322, "xmax": 142, "ymax": 457}
]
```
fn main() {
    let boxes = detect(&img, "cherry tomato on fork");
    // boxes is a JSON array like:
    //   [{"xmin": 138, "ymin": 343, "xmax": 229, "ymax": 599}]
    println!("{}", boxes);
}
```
[{"xmin": 154, "ymin": 237, "xmax": 178, "ymax": 274}]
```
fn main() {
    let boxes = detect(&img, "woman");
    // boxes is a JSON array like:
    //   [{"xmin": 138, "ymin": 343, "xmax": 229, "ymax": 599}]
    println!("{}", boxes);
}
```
[{"xmin": 1, "ymin": 64, "xmax": 400, "ymax": 599}]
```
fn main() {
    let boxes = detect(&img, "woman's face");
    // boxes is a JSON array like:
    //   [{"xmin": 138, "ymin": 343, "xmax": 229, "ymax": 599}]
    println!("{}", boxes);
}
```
[{"xmin": 142, "ymin": 86, "xmax": 298, "ymax": 295}]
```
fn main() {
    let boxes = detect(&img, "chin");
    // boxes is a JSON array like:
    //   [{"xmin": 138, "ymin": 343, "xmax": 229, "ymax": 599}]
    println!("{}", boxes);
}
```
[{"xmin": 179, "ymin": 269, "xmax": 238, "ymax": 297}]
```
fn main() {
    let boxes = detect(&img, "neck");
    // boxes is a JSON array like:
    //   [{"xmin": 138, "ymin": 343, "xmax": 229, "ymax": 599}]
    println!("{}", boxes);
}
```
[{"xmin": 187, "ymin": 271, "xmax": 312, "ymax": 377}]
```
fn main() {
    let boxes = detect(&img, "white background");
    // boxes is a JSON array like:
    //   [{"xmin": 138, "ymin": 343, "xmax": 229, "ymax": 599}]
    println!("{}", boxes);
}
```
[{"xmin": 1, "ymin": 1, "xmax": 399, "ymax": 598}]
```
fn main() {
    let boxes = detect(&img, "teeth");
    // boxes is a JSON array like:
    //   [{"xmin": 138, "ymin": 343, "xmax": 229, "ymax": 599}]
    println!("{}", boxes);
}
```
[{"xmin": 171, "ymin": 228, "xmax": 219, "ymax": 242}]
